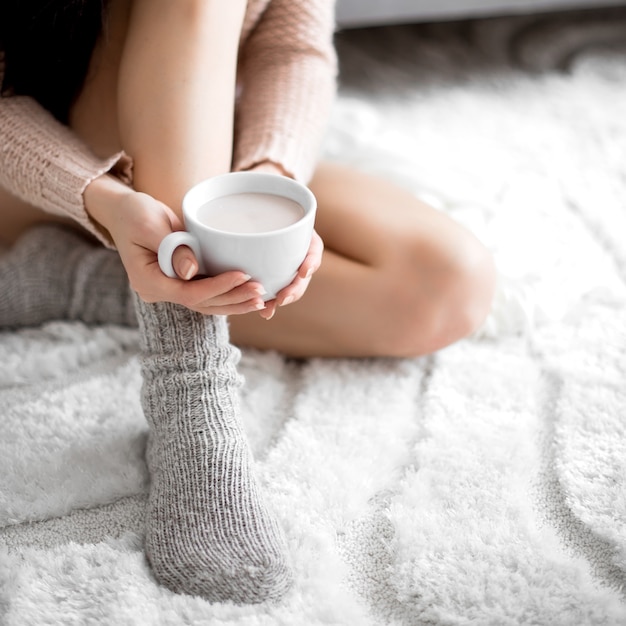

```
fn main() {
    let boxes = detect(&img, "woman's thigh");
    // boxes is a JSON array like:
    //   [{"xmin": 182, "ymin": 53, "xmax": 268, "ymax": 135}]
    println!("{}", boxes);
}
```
[{"xmin": 0, "ymin": 188, "xmax": 77, "ymax": 246}]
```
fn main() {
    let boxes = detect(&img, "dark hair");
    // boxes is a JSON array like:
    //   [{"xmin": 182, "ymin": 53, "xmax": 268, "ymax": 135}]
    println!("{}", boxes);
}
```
[{"xmin": 0, "ymin": 0, "xmax": 109, "ymax": 123}]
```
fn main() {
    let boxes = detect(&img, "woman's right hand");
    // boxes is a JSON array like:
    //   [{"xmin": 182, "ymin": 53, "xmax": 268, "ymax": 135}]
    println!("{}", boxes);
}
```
[{"xmin": 84, "ymin": 174, "xmax": 268, "ymax": 316}]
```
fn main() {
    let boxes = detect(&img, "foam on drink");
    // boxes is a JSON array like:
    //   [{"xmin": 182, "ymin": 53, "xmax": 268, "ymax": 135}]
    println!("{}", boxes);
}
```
[{"xmin": 198, "ymin": 192, "xmax": 304, "ymax": 234}]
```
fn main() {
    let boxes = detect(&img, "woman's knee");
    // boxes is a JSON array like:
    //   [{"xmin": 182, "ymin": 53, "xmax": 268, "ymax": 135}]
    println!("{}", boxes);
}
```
[
  {"xmin": 376, "ymin": 231, "xmax": 496, "ymax": 358},
  {"xmin": 438, "ymin": 234, "xmax": 496, "ymax": 345}
]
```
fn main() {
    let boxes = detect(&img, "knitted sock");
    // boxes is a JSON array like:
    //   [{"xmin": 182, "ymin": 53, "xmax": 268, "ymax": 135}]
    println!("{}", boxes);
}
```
[
  {"xmin": 134, "ymin": 296, "xmax": 292, "ymax": 603},
  {"xmin": 0, "ymin": 223, "xmax": 136, "ymax": 328}
]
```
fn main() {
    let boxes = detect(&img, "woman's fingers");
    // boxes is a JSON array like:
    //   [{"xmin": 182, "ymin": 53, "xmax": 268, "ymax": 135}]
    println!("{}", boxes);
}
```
[
  {"xmin": 138, "ymin": 263, "xmax": 264, "ymax": 310},
  {"xmin": 270, "ymin": 230, "xmax": 323, "ymax": 309},
  {"xmin": 188, "ymin": 277, "xmax": 266, "ymax": 311},
  {"xmin": 163, "ymin": 229, "xmax": 324, "ymax": 316},
  {"xmin": 276, "ymin": 274, "xmax": 312, "ymax": 308},
  {"xmin": 169, "ymin": 271, "xmax": 263, "ymax": 305},
  {"xmin": 171, "ymin": 245, "xmax": 199, "ymax": 280},
  {"xmin": 257, "ymin": 299, "xmax": 278, "ymax": 320},
  {"xmin": 298, "ymin": 230, "xmax": 324, "ymax": 280}
]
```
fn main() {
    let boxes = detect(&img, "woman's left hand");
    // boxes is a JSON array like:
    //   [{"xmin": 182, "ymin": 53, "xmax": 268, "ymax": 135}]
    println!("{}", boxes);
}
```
[
  {"xmin": 259, "ymin": 229, "xmax": 324, "ymax": 320},
  {"xmin": 247, "ymin": 161, "xmax": 324, "ymax": 320}
]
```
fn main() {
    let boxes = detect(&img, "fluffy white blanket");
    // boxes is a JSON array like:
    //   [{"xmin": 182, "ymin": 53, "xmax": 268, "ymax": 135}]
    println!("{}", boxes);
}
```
[{"xmin": 2, "ymin": 10, "xmax": 626, "ymax": 625}]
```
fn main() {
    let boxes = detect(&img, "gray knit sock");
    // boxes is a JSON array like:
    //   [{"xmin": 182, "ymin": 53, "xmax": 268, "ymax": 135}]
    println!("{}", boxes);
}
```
[
  {"xmin": 0, "ymin": 223, "xmax": 136, "ymax": 329},
  {"xmin": 134, "ymin": 296, "xmax": 292, "ymax": 603}
]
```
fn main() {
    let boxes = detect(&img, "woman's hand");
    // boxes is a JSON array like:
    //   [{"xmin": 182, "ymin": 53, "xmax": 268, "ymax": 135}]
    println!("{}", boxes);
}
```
[
  {"xmin": 245, "ymin": 161, "xmax": 324, "ymax": 320},
  {"xmin": 84, "ymin": 174, "xmax": 267, "ymax": 316},
  {"xmin": 84, "ymin": 169, "xmax": 324, "ymax": 318},
  {"xmin": 258, "ymin": 229, "xmax": 323, "ymax": 320}
]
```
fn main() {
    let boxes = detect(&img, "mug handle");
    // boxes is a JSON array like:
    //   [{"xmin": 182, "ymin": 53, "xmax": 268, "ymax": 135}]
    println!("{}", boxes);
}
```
[{"xmin": 157, "ymin": 231, "xmax": 204, "ymax": 278}]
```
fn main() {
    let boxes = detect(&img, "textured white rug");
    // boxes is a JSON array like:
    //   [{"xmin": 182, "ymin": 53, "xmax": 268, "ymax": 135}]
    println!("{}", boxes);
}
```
[{"xmin": 2, "ymin": 8, "xmax": 626, "ymax": 625}]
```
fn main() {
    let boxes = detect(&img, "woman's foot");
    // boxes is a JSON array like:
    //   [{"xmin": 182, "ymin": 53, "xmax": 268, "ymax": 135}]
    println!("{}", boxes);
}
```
[
  {"xmin": 0, "ymin": 223, "xmax": 135, "ymax": 328},
  {"xmin": 135, "ymin": 298, "xmax": 292, "ymax": 603}
]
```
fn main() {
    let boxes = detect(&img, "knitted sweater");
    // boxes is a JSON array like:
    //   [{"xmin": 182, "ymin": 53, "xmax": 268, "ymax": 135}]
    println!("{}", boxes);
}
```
[{"xmin": 0, "ymin": 0, "xmax": 337, "ymax": 246}]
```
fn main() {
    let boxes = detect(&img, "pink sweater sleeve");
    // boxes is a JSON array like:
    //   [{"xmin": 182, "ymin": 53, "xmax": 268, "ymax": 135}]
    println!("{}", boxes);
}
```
[
  {"xmin": 0, "ymin": 94, "xmax": 131, "ymax": 247},
  {"xmin": 233, "ymin": 0, "xmax": 338, "ymax": 183}
]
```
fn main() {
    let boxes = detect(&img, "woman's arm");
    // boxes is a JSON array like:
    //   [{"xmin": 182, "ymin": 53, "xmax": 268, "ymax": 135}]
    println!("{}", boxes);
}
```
[
  {"xmin": 0, "ymin": 68, "xmax": 267, "ymax": 316},
  {"xmin": 0, "ymin": 93, "xmax": 130, "ymax": 247},
  {"xmin": 234, "ymin": 0, "xmax": 338, "ymax": 183}
]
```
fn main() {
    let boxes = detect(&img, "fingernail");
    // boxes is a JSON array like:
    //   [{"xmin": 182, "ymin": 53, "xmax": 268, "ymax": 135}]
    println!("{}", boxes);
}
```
[
  {"xmin": 236, "ymin": 274, "xmax": 252, "ymax": 287},
  {"xmin": 280, "ymin": 295, "xmax": 295, "ymax": 307},
  {"xmin": 181, "ymin": 259, "xmax": 195, "ymax": 280},
  {"xmin": 254, "ymin": 301, "xmax": 265, "ymax": 310},
  {"xmin": 305, "ymin": 267, "xmax": 315, "ymax": 279},
  {"xmin": 265, "ymin": 309, "xmax": 276, "ymax": 320}
]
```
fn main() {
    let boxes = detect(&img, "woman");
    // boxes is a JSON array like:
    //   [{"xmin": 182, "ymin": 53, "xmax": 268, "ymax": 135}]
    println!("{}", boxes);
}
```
[{"xmin": 0, "ymin": 0, "xmax": 495, "ymax": 604}]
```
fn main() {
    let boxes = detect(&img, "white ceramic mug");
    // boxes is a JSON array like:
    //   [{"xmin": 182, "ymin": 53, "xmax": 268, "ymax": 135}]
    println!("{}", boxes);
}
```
[{"xmin": 158, "ymin": 172, "xmax": 317, "ymax": 300}]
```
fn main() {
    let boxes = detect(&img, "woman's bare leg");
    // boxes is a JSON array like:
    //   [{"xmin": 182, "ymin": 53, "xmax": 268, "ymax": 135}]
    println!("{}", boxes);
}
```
[
  {"xmin": 71, "ymin": 0, "xmax": 244, "ymax": 209},
  {"xmin": 120, "ymin": 0, "xmax": 244, "ymax": 209},
  {"xmin": 229, "ymin": 162, "xmax": 496, "ymax": 358},
  {"xmin": 0, "ymin": 189, "xmax": 76, "ymax": 246}
]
